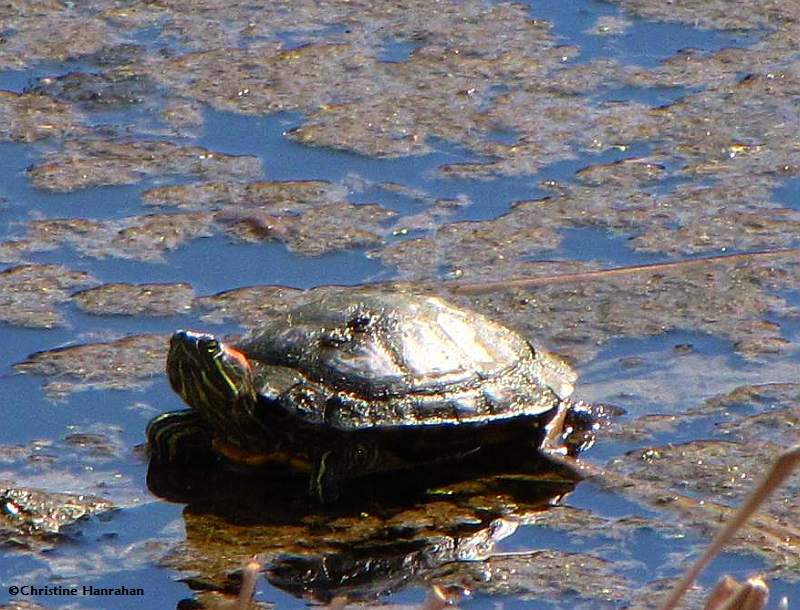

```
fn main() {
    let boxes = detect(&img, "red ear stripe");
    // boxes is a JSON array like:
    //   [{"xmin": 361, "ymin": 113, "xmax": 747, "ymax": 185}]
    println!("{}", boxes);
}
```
[{"xmin": 223, "ymin": 345, "xmax": 252, "ymax": 371}]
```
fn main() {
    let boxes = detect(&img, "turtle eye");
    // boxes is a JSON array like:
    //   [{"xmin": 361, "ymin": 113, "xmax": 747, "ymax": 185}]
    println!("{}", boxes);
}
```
[{"xmin": 201, "ymin": 338, "xmax": 220, "ymax": 354}]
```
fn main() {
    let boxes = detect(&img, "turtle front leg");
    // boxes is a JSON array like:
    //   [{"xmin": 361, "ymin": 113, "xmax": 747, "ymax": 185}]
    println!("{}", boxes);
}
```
[{"xmin": 146, "ymin": 410, "xmax": 215, "ymax": 465}]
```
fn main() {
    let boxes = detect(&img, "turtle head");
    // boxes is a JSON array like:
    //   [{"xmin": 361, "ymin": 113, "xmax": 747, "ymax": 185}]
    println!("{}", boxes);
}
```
[{"xmin": 166, "ymin": 330, "xmax": 256, "ymax": 423}]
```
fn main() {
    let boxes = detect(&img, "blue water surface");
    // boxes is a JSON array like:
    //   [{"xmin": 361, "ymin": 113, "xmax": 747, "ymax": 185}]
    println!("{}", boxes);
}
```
[{"xmin": 0, "ymin": 1, "xmax": 796, "ymax": 609}]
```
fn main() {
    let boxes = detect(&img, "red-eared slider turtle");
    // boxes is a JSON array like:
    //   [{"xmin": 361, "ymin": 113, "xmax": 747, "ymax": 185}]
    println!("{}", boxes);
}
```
[{"xmin": 147, "ymin": 290, "xmax": 589, "ymax": 502}]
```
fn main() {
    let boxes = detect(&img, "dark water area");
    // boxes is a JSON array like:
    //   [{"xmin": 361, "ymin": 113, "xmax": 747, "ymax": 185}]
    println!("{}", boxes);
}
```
[{"xmin": 1, "ymin": 0, "xmax": 798, "ymax": 608}]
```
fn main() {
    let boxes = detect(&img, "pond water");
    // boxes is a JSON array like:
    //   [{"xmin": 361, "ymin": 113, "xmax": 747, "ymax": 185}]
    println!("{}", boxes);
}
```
[{"xmin": 1, "ymin": 0, "xmax": 798, "ymax": 609}]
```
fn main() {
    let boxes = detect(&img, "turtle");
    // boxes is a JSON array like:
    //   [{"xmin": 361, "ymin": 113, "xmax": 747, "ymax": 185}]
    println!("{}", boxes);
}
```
[{"xmin": 147, "ymin": 290, "xmax": 591, "ymax": 502}]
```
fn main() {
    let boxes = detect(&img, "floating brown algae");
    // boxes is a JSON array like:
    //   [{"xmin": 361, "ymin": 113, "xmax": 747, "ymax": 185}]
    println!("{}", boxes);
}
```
[
  {"xmin": 0, "ymin": 91, "xmax": 85, "ymax": 142},
  {"xmin": 375, "ymin": 203, "xmax": 564, "ymax": 281},
  {"xmin": 0, "ymin": 10, "xmax": 115, "ymax": 70},
  {"xmin": 28, "ymin": 140, "xmax": 262, "ymax": 192},
  {"xmin": 194, "ymin": 285, "xmax": 304, "ymax": 326},
  {"xmin": 575, "ymin": 157, "xmax": 668, "ymax": 187},
  {"xmin": 433, "ymin": 549, "xmax": 629, "ymax": 604},
  {"xmin": 221, "ymin": 202, "xmax": 396, "ymax": 255},
  {"xmin": 73, "ymin": 282, "xmax": 195, "ymax": 316},
  {"xmin": 614, "ymin": 0, "xmax": 800, "ymax": 30},
  {"xmin": 23, "ymin": 213, "xmax": 215, "ymax": 262},
  {"xmin": 32, "ymin": 69, "xmax": 157, "ymax": 110},
  {"xmin": 15, "ymin": 334, "xmax": 167, "ymax": 398},
  {"xmin": 0, "ymin": 264, "xmax": 95, "ymax": 329},
  {"xmin": 444, "ymin": 251, "xmax": 800, "ymax": 362},
  {"xmin": 0, "ymin": 484, "xmax": 114, "ymax": 541},
  {"xmin": 153, "ymin": 42, "xmax": 378, "ymax": 116},
  {"xmin": 703, "ymin": 383, "xmax": 800, "ymax": 449},
  {"xmin": 0, "ymin": 0, "xmax": 799, "ymax": 606},
  {"xmin": 142, "ymin": 180, "xmax": 346, "ymax": 212},
  {"xmin": 603, "ymin": 440, "xmax": 800, "ymax": 575}
]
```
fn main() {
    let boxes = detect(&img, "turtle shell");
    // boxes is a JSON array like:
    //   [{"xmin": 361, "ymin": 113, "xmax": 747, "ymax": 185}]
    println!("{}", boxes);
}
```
[{"xmin": 236, "ymin": 291, "xmax": 576, "ymax": 431}]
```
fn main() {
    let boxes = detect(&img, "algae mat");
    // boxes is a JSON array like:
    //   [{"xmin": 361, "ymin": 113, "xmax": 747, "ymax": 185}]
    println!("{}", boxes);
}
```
[{"xmin": 0, "ymin": 1, "xmax": 798, "ymax": 609}]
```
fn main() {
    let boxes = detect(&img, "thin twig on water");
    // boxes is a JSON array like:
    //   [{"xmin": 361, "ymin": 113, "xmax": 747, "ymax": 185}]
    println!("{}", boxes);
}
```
[{"xmin": 447, "ymin": 248, "xmax": 800, "ymax": 295}]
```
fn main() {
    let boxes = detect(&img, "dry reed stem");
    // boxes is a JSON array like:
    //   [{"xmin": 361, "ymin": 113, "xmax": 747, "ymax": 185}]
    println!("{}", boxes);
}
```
[
  {"xmin": 447, "ymin": 248, "xmax": 800, "ymax": 295},
  {"xmin": 657, "ymin": 445, "xmax": 800, "ymax": 610}
]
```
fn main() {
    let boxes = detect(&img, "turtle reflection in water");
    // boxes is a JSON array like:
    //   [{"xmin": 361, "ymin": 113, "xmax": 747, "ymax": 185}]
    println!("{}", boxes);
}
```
[
  {"xmin": 147, "ymin": 290, "xmax": 597, "ymax": 502},
  {"xmin": 154, "ymin": 465, "xmax": 577, "ymax": 605}
]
